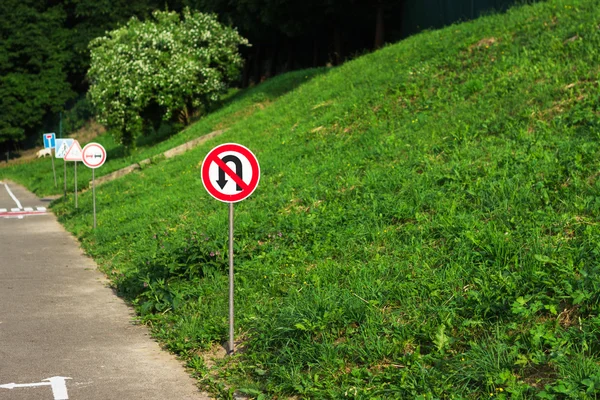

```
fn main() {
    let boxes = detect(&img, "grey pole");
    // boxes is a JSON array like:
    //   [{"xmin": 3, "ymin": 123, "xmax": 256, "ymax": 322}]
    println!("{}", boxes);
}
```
[
  {"xmin": 228, "ymin": 202, "xmax": 234, "ymax": 354},
  {"xmin": 92, "ymin": 168, "xmax": 96, "ymax": 229},
  {"xmin": 51, "ymin": 153, "xmax": 57, "ymax": 188},
  {"xmin": 74, "ymin": 161, "xmax": 78, "ymax": 208},
  {"xmin": 63, "ymin": 159, "xmax": 67, "ymax": 198}
]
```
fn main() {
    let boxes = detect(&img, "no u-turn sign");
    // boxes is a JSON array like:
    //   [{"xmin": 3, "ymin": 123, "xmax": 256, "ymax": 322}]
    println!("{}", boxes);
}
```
[{"xmin": 201, "ymin": 143, "xmax": 260, "ymax": 203}]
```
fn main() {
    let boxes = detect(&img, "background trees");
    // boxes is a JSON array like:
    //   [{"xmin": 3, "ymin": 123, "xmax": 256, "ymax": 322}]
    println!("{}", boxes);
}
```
[
  {"xmin": 87, "ymin": 9, "xmax": 248, "ymax": 151},
  {"xmin": 0, "ymin": 0, "xmax": 74, "ymax": 147},
  {"xmin": 0, "ymin": 0, "xmax": 525, "ymax": 153}
]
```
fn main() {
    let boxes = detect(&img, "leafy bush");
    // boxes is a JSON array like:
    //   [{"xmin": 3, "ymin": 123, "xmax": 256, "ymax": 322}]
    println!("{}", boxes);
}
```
[
  {"xmin": 62, "ymin": 96, "xmax": 96, "ymax": 135},
  {"xmin": 87, "ymin": 8, "xmax": 248, "ymax": 151}
]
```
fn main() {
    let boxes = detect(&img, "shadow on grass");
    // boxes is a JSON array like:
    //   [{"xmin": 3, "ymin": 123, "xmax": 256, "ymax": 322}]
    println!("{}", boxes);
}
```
[{"xmin": 215, "ymin": 67, "xmax": 331, "ymax": 111}]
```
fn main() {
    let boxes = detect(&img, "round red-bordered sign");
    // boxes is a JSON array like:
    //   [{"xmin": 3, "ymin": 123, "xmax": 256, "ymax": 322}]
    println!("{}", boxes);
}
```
[
  {"xmin": 201, "ymin": 143, "xmax": 260, "ymax": 203},
  {"xmin": 81, "ymin": 143, "xmax": 107, "ymax": 169}
]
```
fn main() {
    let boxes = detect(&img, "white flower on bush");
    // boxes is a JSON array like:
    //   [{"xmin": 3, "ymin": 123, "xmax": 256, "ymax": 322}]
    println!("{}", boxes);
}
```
[{"xmin": 88, "ymin": 8, "xmax": 248, "ymax": 149}]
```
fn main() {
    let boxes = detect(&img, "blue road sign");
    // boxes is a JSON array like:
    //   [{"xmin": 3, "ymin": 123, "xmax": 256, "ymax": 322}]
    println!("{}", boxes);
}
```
[{"xmin": 43, "ymin": 133, "xmax": 56, "ymax": 149}]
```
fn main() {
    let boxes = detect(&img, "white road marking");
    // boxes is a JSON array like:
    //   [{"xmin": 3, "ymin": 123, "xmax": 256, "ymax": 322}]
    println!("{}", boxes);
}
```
[
  {"xmin": 4, "ymin": 183, "xmax": 23, "ymax": 209},
  {"xmin": 24, "ymin": 207, "xmax": 33, "ymax": 211},
  {"xmin": 11, "ymin": 208, "xmax": 20, "ymax": 212},
  {"xmin": 0, "ymin": 208, "xmax": 6, "ymax": 212},
  {"xmin": 37, "ymin": 207, "xmax": 47, "ymax": 212},
  {"xmin": 0, "ymin": 376, "xmax": 71, "ymax": 400}
]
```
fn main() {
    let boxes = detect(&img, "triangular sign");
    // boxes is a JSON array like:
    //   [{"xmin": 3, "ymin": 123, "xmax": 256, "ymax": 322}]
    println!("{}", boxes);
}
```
[{"xmin": 64, "ymin": 140, "xmax": 83, "ymax": 161}]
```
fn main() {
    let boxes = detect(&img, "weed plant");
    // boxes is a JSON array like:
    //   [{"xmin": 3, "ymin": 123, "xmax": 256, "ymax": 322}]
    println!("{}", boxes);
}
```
[{"xmin": 43, "ymin": 0, "xmax": 600, "ymax": 397}]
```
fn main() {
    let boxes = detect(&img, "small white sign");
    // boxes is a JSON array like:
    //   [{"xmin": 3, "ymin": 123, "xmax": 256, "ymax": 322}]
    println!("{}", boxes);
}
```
[
  {"xmin": 64, "ymin": 140, "xmax": 83, "ymax": 162},
  {"xmin": 81, "ymin": 143, "xmax": 107, "ymax": 169},
  {"xmin": 55, "ymin": 139, "xmax": 74, "ymax": 159}
]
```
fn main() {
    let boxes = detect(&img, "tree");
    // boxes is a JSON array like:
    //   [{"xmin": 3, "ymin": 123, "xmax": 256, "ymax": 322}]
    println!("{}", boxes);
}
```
[
  {"xmin": 0, "ymin": 0, "xmax": 74, "ymax": 148},
  {"xmin": 63, "ymin": 0, "xmax": 165, "ymax": 92},
  {"xmin": 87, "ymin": 8, "xmax": 248, "ymax": 150}
]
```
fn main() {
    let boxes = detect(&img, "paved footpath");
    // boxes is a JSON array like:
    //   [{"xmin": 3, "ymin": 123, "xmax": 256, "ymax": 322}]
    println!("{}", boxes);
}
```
[{"xmin": 0, "ymin": 180, "xmax": 210, "ymax": 400}]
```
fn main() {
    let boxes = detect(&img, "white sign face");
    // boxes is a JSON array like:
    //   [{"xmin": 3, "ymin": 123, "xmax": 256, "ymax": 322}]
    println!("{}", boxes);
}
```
[
  {"xmin": 64, "ymin": 140, "xmax": 83, "ymax": 161},
  {"xmin": 81, "ymin": 143, "xmax": 106, "ymax": 169},
  {"xmin": 55, "ymin": 139, "xmax": 74, "ymax": 159}
]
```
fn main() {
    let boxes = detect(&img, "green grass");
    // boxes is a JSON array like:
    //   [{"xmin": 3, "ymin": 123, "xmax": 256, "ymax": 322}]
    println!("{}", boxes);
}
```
[
  {"xmin": 12, "ymin": 0, "xmax": 600, "ymax": 397},
  {"xmin": 0, "ymin": 68, "xmax": 326, "ymax": 197}
]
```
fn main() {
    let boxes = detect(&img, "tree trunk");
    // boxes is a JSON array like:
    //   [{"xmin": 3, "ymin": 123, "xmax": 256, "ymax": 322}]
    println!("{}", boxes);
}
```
[{"xmin": 374, "ymin": 0, "xmax": 385, "ymax": 49}]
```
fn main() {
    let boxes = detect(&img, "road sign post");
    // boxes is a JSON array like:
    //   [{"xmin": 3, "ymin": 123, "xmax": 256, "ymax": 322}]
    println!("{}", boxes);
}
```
[
  {"xmin": 75, "ymin": 161, "xmax": 78, "ymax": 208},
  {"xmin": 51, "ymin": 155, "xmax": 57, "ymax": 187},
  {"xmin": 201, "ymin": 143, "xmax": 260, "ymax": 354},
  {"xmin": 81, "ymin": 143, "xmax": 107, "ymax": 229},
  {"xmin": 43, "ymin": 133, "xmax": 57, "ymax": 187},
  {"xmin": 55, "ymin": 139, "xmax": 74, "ymax": 198},
  {"xmin": 64, "ymin": 140, "xmax": 83, "ymax": 208},
  {"xmin": 64, "ymin": 159, "xmax": 67, "ymax": 197}
]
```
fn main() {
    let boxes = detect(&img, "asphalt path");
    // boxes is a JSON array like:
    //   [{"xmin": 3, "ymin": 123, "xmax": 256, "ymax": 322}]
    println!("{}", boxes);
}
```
[{"xmin": 0, "ymin": 180, "xmax": 210, "ymax": 400}]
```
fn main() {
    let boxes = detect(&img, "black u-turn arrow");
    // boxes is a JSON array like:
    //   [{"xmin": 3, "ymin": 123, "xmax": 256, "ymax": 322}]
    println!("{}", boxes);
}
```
[{"xmin": 217, "ymin": 155, "xmax": 243, "ymax": 191}]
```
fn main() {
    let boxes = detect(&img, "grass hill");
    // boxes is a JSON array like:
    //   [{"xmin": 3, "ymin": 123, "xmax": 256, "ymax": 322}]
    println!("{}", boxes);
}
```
[{"xmin": 6, "ymin": 0, "xmax": 600, "ymax": 397}]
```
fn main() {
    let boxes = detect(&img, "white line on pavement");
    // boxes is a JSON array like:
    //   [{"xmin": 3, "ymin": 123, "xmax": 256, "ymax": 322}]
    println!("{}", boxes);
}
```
[{"xmin": 4, "ymin": 183, "xmax": 22, "ymax": 210}]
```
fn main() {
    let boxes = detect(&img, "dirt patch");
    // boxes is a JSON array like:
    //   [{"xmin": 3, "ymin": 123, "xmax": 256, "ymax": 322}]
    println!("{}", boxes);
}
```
[{"xmin": 469, "ymin": 37, "xmax": 498, "ymax": 50}]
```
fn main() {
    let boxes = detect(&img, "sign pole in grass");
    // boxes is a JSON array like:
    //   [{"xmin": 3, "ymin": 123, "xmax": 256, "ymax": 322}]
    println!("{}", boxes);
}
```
[
  {"xmin": 64, "ymin": 140, "xmax": 83, "ymax": 209},
  {"xmin": 63, "ymin": 159, "xmax": 67, "ymax": 198},
  {"xmin": 81, "ymin": 143, "xmax": 107, "ymax": 229},
  {"xmin": 55, "ymin": 138, "xmax": 73, "ymax": 198},
  {"xmin": 43, "ymin": 133, "xmax": 57, "ymax": 188},
  {"xmin": 229, "ymin": 202, "xmax": 234, "ymax": 353},
  {"xmin": 74, "ymin": 161, "xmax": 78, "ymax": 208},
  {"xmin": 51, "ymin": 155, "xmax": 57, "ymax": 188},
  {"xmin": 92, "ymin": 168, "xmax": 96, "ymax": 228},
  {"xmin": 202, "ymin": 143, "xmax": 260, "ymax": 354}
]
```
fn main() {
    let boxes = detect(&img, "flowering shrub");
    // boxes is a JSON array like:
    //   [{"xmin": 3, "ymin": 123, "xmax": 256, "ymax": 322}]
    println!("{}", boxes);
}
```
[{"xmin": 87, "ymin": 9, "xmax": 248, "ymax": 150}]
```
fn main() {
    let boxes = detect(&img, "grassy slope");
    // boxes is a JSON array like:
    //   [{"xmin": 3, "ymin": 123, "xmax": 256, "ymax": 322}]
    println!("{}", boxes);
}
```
[
  {"xmin": 0, "ymin": 69, "xmax": 325, "ymax": 196},
  {"xmin": 36, "ymin": 0, "xmax": 600, "ymax": 397}
]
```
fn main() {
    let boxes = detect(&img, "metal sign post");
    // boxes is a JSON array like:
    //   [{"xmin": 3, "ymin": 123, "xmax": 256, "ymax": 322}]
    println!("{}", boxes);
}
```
[
  {"xmin": 92, "ymin": 168, "xmax": 96, "ymax": 228},
  {"xmin": 229, "ymin": 202, "xmax": 234, "ymax": 353},
  {"xmin": 55, "ymin": 138, "xmax": 73, "ymax": 198},
  {"xmin": 74, "ymin": 161, "xmax": 78, "ymax": 208},
  {"xmin": 43, "ymin": 133, "xmax": 57, "ymax": 188},
  {"xmin": 51, "ymin": 154, "xmax": 57, "ymax": 188},
  {"xmin": 201, "ymin": 143, "xmax": 260, "ymax": 354},
  {"xmin": 81, "ymin": 143, "xmax": 107, "ymax": 229},
  {"xmin": 64, "ymin": 140, "xmax": 83, "ymax": 208},
  {"xmin": 63, "ymin": 159, "xmax": 67, "ymax": 198}
]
